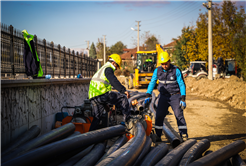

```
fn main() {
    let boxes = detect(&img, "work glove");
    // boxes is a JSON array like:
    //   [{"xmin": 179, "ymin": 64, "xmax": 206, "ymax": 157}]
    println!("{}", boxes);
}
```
[
  {"xmin": 180, "ymin": 95, "xmax": 186, "ymax": 110},
  {"xmin": 144, "ymin": 97, "xmax": 151, "ymax": 105},
  {"xmin": 144, "ymin": 93, "xmax": 152, "ymax": 105},
  {"xmin": 120, "ymin": 121, "xmax": 126, "ymax": 126}
]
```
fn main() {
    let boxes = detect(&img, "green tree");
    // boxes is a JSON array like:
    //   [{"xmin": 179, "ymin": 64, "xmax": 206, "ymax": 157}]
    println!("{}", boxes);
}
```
[
  {"xmin": 96, "ymin": 38, "xmax": 104, "ymax": 59},
  {"xmin": 89, "ymin": 42, "xmax": 97, "ymax": 59},
  {"xmin": 145, "ymin": 35, "xmax": 159, "ymax": 50},
  {"xmin": 172, "ymin": 27, "xmax": 194, "ymax": 70},
  {"xmin": 233, "ymin": 7, "xmax": 246, "ymax": 79},
  {"xmin": 109, "ymin": 41, "xmax": 127, "ymax": 55}
]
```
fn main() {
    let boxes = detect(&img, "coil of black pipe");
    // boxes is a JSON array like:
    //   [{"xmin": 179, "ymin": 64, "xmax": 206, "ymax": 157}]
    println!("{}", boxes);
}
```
[
  {"xmin": 2, "ymin": 125, "xmax": 126, "ymax": 166},
  {"xmin": 156, "ymin": 139, "xmax": 197, "ymax": 166},
  {"xmin": 96, "ymin": 122, "xmax": 146, "ymax": 166},
  {"xmin": 2, "ymin": 123, "xmax": 75, "ymax": 163},
  {"xmin": 187, "ymin": 140, "xmax": 246, "ymax": 166},
  {"xmin": 133, "ymin": 136, "xmax": 152, "ymax": 166},
  {"xmin": 162, "ymin": 123, "xmax": 181, "ymax": 148},
  {"xmin": 179, "ymin": 139, "xmax": 210, "ymax": 166},
  {"xmin": 2, "ymin": 125, "xmax": 41, "ymax": 156},
  {"xmin": 58, "ymin": 144, "xmax": 95, "ymax": 166},
  {"xmin": 74, "ymin": 143, "xmax": 106, "ymax": 166},
  {"xmin": 140, "ymin": 143, "xmax": 169, "ymax": 166},
  {"xmin": 97, "ymin": 135, "xmax": 128, "ymax": 164}
]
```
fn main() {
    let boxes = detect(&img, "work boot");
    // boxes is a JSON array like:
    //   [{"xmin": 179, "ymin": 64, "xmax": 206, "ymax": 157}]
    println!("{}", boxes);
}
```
[{"xmin": 180, "ymin": 133, "xmax": 188, "ymax": 142}]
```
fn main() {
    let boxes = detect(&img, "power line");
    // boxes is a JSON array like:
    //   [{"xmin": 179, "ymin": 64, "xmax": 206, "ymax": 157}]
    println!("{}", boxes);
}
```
[
  {"xmin": 142, "ymin": 2, "xmax": 199, "ymax": 26},
  {"xmin": 143, "ymin": 2, "xmax": 201, "ymax": 29}
]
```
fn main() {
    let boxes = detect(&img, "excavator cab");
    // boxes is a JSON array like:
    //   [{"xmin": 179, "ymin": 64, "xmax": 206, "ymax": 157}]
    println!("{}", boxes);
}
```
[{"xmin": 136, "ymin": 51, "xmax": 157, "ymax": 73}]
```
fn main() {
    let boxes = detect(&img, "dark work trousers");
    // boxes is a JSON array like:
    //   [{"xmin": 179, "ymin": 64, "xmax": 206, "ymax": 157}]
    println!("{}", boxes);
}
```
[
  {"xmin": 89, "ymin": 91, "xmax": 130, "ymax": 131},
  {"xmin": 155, "ymin": 93, "xmax": 187, "ymax": 137}
]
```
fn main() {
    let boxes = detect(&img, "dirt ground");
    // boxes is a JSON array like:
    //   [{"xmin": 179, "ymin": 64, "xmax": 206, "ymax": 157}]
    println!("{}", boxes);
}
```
[{"xmin": 117, "ymin": 76, "xmax": 246, "ymax": 160}]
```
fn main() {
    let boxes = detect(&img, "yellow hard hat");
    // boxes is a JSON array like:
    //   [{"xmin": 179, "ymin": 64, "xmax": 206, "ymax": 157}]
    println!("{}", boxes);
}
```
[
  {"xmin": 108, "ymin": 54, "xmax": 122, "ymax": 68},
  {"xmin": 159, "ymin": 52, "xmax": 170, "ymax": 63}
]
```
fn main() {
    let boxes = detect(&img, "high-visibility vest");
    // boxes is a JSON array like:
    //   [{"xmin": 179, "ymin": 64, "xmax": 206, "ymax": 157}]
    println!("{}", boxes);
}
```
[{"xmin": 88, "ymin": 62, "xmax": 115, "ymax": 99}]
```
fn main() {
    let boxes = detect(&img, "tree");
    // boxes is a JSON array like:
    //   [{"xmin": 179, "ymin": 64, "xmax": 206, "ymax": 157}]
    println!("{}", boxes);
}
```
[
  {"xmin": 233, "ymin": 7, "xmax": 246, "ymax": 79},
  {"xmin": 145, "ymin": 35, "xmax": 159, "ymax": 50},
  {"xmin": 89, "ymin": 42, "xmax": 97, "ymax": 59},
  {"xmin": 109, "ymin": 41, "xmax": 127, "ymax": 55},
  {"xmin": 96, "ymin": 38, "xmax": 104, "ymax": 59},
  {"xmin": 172, "ymin": 27, "xmax": 194, "ymax": 70}
]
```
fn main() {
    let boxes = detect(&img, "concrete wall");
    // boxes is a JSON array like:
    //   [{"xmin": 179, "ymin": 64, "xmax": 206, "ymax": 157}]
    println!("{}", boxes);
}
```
[{"xmin": 1, "ymin": 78, "xmax": 91, "ymax": 147}]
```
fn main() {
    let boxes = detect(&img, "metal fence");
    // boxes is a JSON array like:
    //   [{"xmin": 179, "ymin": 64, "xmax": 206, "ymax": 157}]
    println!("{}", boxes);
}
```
[{"xmin": 1, "ymin": 24, "xmax": 98, "ymax": 79}]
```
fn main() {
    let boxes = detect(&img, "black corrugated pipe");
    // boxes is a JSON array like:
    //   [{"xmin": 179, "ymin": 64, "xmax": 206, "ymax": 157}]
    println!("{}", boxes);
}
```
[
  {"xmin": 187, "ymin": 140, "xmax": 246, "ymax": 166},
  {"xmin": 179, "ymin": 139, "xmax": 210, "ymax": 166},
  {"xmin": 2, "ymin": 125, "xmax": 126, "ymax": 166},
  {"xmin": 58, "ymin": 145, "xmax": 95, "ymax": 166},
  {"xmin": 231, "ymin": 154, "xmax": 246, "ymax": 166},
  {"xmin": 97, "ymin": 135, "xmax": 128, "ymax": 164},
  {"xmin": 162, "ymin": 123, "xmax": 181, "ymax": 148},
  {"xmin": 2, "ymin": 125, "xmax": 41, "ymax": 156},
  {"xmin": 156, "ymin": 139, "xmax": 197, "ymax": 166},
  {"xmin": 149, "ymin": 92, "xmax": 156, "ymax": 117},
  {"xmin": 133, "ymin": 136, "xmax": 152, "ymax": 166},
  {"xmin": 40, "ymin": 146, "xmax": 88, "ymax": 166},
  {"xmin": 96, "ymin": 122, "xmax": 146, "ymax": 166},
  {"xmin": 66, "ymin": 131, "xmax": 81, "ymax": 138},
  {"xmin": 140, "ymin": 143, "xmax": 169, "ymax": 166},
  {"xmin": 74, "ymin": 143, "xmax": 106, "ymax": 166},
  {"xmin": 128, "ymin": 93, "xmax": 147, "ymax": 107},
  {"xmin": 2, "ymin": 123, "xmax": 75, "ymax": 163}
]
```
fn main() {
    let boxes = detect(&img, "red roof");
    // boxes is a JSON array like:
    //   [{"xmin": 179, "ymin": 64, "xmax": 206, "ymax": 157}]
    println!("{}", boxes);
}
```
[
  {"xmin": 121, "ymin": 46, "xmax": 146, "ymax": 60},
  {"xmin": 163, "ymin": 41, "xmax": 176, "ymax": 48}
]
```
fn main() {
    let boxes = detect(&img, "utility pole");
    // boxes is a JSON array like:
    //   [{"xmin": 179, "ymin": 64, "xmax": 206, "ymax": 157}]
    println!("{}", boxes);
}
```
[
  {"xmin": 203, "ymin": 0, "xmax": 213, "ymax": 80},
  {"xmin": 85, "ymin": 40, "xmax": 90, "ymax": 57},
  {"xmin": 103, "ymin": 35, "xmax": 106, "ymax": 65},
  {"xmin": 136, "ymin": 21, "xmax": 141, "ymax": 52}
]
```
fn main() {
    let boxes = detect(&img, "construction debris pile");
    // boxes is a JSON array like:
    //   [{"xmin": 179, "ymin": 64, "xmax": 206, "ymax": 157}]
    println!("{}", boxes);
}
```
[{"xmin": 1, "ymin": 91, "xmax": 246, "ymax": 166}]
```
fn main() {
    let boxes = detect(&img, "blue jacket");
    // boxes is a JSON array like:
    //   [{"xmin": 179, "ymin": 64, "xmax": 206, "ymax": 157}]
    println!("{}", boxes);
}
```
[{"xmin": 146, "ymin": 65, "xmax": 186, "ymax": 96}]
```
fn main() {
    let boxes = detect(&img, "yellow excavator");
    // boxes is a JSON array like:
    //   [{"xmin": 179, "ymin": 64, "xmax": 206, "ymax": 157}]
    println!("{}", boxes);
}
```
[{"xmin": 126, "ymin": 44, "xmax": 166, "ymax": 89}]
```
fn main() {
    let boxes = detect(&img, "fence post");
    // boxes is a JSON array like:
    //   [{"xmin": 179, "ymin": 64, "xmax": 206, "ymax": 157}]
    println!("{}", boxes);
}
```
[
  {"xmin": 9, "ymin": 25, "xmax": 15, "ymax": 78},
  {"xmin": 76, "ymin": 52, "xmax": 79, "ymax": 75},
  {"xmin": 72, "ymin": 50, "xmax": 75, "ymax": 78},
  {"xmin": 58, "ymin": 44, "xmax": 61, "ymax": 78},
  {"xmin": 80, "ymin": 53, "xmax": 83, "ymax": 75},
  {"xmin": 51, "ymin": 41, "xmax": 54, "ymax": 77},
  {"xmin": 43, "ymin": 39, "xmax": 47, "ymax": 75},
  {"xmin": 68, "ymin": 48, "xmax": 71, "ymax": 78},
  {"xmin": 64, "ymin": 46, "xmax": 66, "ymax": 78}
]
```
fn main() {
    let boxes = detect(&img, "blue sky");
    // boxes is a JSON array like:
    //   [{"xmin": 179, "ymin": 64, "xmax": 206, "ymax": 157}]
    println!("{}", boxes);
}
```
[{"xmin": 1, "ymin": 0, "xmax": 245, "ymax": 53}]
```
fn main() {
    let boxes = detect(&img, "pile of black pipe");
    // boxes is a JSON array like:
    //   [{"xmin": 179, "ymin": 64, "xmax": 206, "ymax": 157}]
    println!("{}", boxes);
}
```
[
  {"xmin": 96, "ymin": 122, "xmax": 146, "ymax": 166},
  {"xmin": 2, "ymin": 125, "xmax": 41, "ymax": 156},
  {"xmin": 2, "ymin": 124, "xmax": 126, "ymax": 166},
  {"xmin": 2, "ymin": 123, "xmax": 75, "ymax": 163}
]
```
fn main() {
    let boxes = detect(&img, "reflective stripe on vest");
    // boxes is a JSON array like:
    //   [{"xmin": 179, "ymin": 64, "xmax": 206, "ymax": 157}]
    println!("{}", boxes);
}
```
[
  {"xmin": 158, "ymin": 80, "xmax": 177, "ymax": 84},
  {"xmin": 88, "ymin": 62, "xmax": 115, "ymax": 99},
  {"xmin": 178, "ymin": 126, "xmax": 187, "ymax": 129},
  {"xmin": 155, "ymin": 125, "xmax": 163, "ymax": 129}
]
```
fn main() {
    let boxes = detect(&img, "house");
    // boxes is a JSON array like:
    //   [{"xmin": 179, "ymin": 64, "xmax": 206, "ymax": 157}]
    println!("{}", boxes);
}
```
[
  {"xmin": 120, "ymin": 46, "xmax": 146, "ymax": 69},
  {"xmin": 163, "ymin": 40, "xmax": 177, "ymax": 57}
]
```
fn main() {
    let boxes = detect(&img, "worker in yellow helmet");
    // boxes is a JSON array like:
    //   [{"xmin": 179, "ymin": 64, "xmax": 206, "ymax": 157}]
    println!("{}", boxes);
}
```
[
  {"xmin": 88, "ymin": 54, "xmax": 131, "ymax": 131},
  {"xmin": 145, "ymin": 51, "xmax": 188, "ymax": 142}
]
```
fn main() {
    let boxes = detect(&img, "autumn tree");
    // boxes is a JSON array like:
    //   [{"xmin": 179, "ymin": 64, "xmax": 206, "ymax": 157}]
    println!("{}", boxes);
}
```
[{"xmin": 89, "ymin": 42, "xmax": 97, "ymax": 59}]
